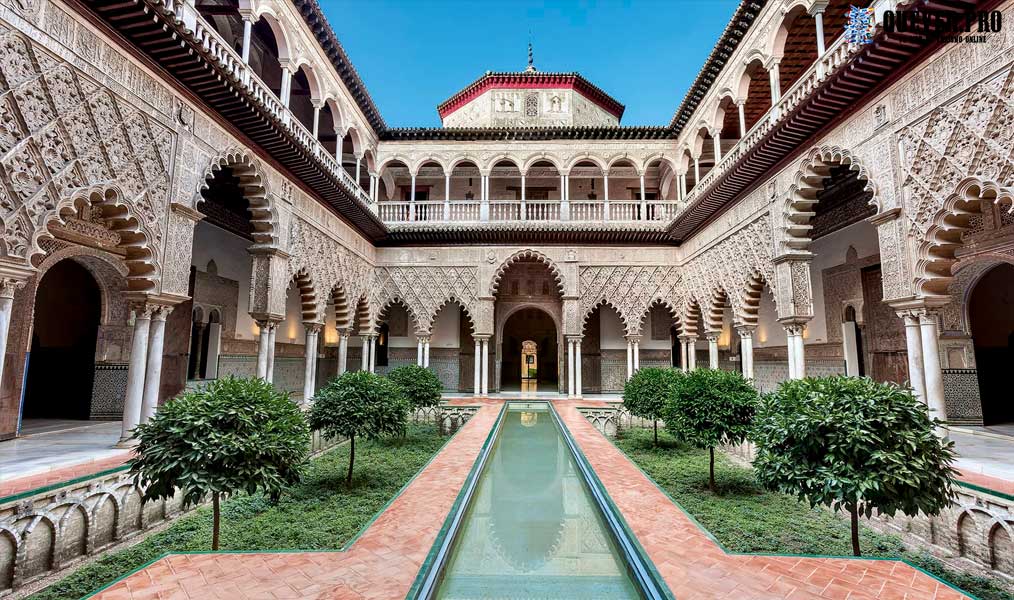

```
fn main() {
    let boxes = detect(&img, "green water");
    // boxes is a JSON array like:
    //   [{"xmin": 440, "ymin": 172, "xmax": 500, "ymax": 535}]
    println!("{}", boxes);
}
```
[{"xmin": 435, "ymin": 403, "xmax": 642, "ymax": 599}]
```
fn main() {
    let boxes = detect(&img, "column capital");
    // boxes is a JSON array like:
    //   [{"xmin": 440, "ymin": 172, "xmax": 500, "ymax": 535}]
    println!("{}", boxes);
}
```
[
  {"xmin": 734, "ymin": 324, "xmax": 756, "ymax": 337},
  {"xmin": 473, "ymin": 334, "xmax": 491, "ymax": 342},
  {"xmin": 565, "ymin": 335, "xmax": 584, "ymax": 343},
  {"xmin": 704, "ymin": 332, "xmax": 720, "ymax": 342},
  {"xmin": 151, "ymin": 304, "xmax": 174, "ymax": 321},
  {"xmin": 764, "ymin": 56, "xmax": 781, "ymax": 70},
  {"xmin": 304, "ymin": 322, "xmax": 323, "ymax": 334},
  {"xmin": 678, "ymin": 335, "xmax": 697, "ymax": 343},
  {"xmin": 0, "ymin": 277, "xmax": 27, "ymax": 299},
  {"xmin": 808, "ymin": 0, "xmax": 829, "ymax": 16},
  {"xmin": 416, "ymin": 334, "xmax": 431, "ymax": 343},
  {"xmin": 624, "ymin": 334, "xmax": 642, "ymax": 343},
  {"xmin": 255, "ymin": 318, "xmax": 281, "ymax": 332},
  {"xmin": 782, "ymin": 322, "xmax": 806, "ymax": 336}
]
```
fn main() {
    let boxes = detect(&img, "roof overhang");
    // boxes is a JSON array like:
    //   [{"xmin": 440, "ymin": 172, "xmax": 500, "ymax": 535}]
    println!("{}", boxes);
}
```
[
  {"xmin": 378, "ymin": 221, "xmax": 676, "ymax": 246},
  {"xmin": 437, "ymin": 72, "xmax": 625, "ymax": 121}
]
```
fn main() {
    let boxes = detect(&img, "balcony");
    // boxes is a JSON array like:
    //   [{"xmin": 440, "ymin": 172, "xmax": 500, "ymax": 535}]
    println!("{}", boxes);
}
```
[{"xmin": 377, "ymin": 199, "xmax": 681, "ymax": 224}]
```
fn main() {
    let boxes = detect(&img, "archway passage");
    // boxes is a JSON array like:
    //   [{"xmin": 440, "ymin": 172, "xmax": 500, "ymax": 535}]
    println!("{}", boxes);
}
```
[
  {"xmin": 970, "ymin": 263, "xmax": 1014, "ymax": 426},
  {"xmin": 22, "ymin": 260, "xmax": 101, "ymax": 425},
  {"xmin": 501, "ymin": 308, "xmax": 558, "ymax": 391}
]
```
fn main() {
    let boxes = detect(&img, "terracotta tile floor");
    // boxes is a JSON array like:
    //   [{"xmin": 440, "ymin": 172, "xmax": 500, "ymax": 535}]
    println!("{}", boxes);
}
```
[
  {"xmin": 1, "ymin": 451, "xmax": 131, "ymax": 498},
  {"xmin": 50, "ymin": 397, "xmax": 978, "ymax": 599},
  {"xmin": 553, "ymin": 400, "xmax": 970, "ymax": 600},
  {"xmin": 89, "ymin": 403, "xmax": 502, "ymax": 600}
]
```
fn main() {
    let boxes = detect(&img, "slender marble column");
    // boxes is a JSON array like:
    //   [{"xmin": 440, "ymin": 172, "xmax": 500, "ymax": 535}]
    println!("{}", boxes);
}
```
[
  {"xmin": 369, "ymin": 335, "xmax": 377, "ymax": 373},
  {"xmin": 707, "ymin": 333, "xmax": 719, "ymax": 369},
  {"xmin": 480, "ymin": 338, "xmax": 489, "ymax": 396},
  {"xmin": 417, "ymin": 337, "xmax": 424, "ymax": 366},
  {"xmin": 140, "ymin": 305, "xmax": 172, "ymax": 423},
  {"xmin": 813, "ymin": 7, "xmax": 826, "ymax": 55},
  {"xmin": 0, "ymin": 279, "xmax": 25, "ymax": 399},
  {"xmin": 737, "ymin": 327, "xmax": 755, "ymax": 380},
  {"xmin": 919, "ymin": 312, "xmax": 948, "ymax": 428},
  {"xmin": 784, "ymin": 325, "xmax": 798, "ymax": 379},
  {"xmin": 901, "ymin": 311, "xmax": 926, "ymax": 404},
  {"xmin": 687, "ymin": 337, "xmax": 697, "ymax": 370},
  {"xmin": 679, "ymin": 338, "xmax": 689, "ymax": 370},
  {"xmin": 303, "ymin": 325, "xmax": 320, "ymax": 402},
  {"xmin": 473, "ymin": 339, "xmax": 481, "ymax": 397},
  {"xmin": 266, "ymin": 325, "xmax": 277, "ymax": 383},
  {"xmin": 256, "ymin": 321, "xmax": 270, "ymax": 379},
  {"xmin": 119, "ymin": 304, "xmax": 153, "ymax": 445},
  {"xmin": 361, "ymin": 336, "xmax": 370, "ymax": 371},
  {"xmin": 575, "ymin": 339, "xmax": 582, "ymax": 398},
  {"xmin": 337, "ymin": 330, "xmax": 349, "ymax": 375},
  {"xmin": 240, "ymin": 17, "xmax": 253, "ymax": 63},
  {"xmin": 736, "ymin": 100, "xmax": 746, "ymax": 137},
  {"xmin": 423, "ymin": 338, "xmax": 430, "ymax": 368},
  {"xmin": 205, "ymin": 322, "xmax": 222, "ymax": 380},
  {"xmin": 626, "ymin": 338, "xmax": 633, "ymax": 380},
  {"xmin": 632, "ymin": 336, "xmax": 640, "ymax": 372},
  {"xmin": 567, "ymin": 338, "xmax": 575, "ymax": 397}
]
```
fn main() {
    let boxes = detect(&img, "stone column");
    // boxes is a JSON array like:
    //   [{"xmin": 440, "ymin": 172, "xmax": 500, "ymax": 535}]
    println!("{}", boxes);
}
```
[
  {"xmin": 480, "ymin": 337, "xmax": 489, "ymax": 396},
  {"xmin": 811, "ymin": 2, "xmax": 827, "ymax": 55},
  {"xmin": 693, "ymin": 157, "xmax": 700, "ymax": 187},
  {"xmin": 626, "ymin": 337, "xmax": 633, "ymax": 380},
  {"xmin": 711, "ymin": 130, "xmax": 722, "ymax": 164},
  {"xmin": 140, "ymin": 305, "xmax": 172, "ymax": 423},
  {"xmin": 678, "ymin": 337, "xmax": 689, "ymax": 370},
  {"xmin": 737, "ymin": 326, "xmax": 755, "ymax": 380},
  {"xmin": 0, "ymin": 278, "xmax": 26, "ymax": 397},
  {"xmin": 767, "ymin": 58, "xmax": 781, "ymax": 105},
  {"xmin": 205, "ymin": 321, "xmax": 222, "ymax": 379},
  {"xmin": 560, "ymin": 172, "xmax": 570, "ymax": 220},
  {"xmin": 900, "ymin": 310, "xmax": 926, "ymax": 404},
  {"xmin": 311, "ymin": 102, "xmax": 321, "ymax": 139},
  {"xmin": 444, "ymin": 173, "xmax": 451, "ymax": 220},
  {"xmin": 423, "ymin": 337, "xmax": 431, "ymax": 368},
  {"xmin": 480, "ymin": 174, "xmax": 490, "ymax": 221},
  {"xmin": 919, "ymin": 312, "xmax": 948, "ymax": 427},
  {"xmin": 369, "ymin": 335, "xmax": 377, "ymax": 373},
  {"xmin": 783, "ymin": 323, "xmax": 806, "ymax": 379},
  {"xmin": 417, "ymin": 336, "xmax": 424, "ymax": 366},
  {"xmin": 632, "ymin": 335, "xmax": 641, "ymax": 372},
  {"xmin": 736, "ymin": 100, "xmax": 746, "ymax": 137},
  {"xmin": 337, "ymin": 329, "xmax": 349, "ymax": 375},
  {"xmin": 266, "ymin": 325, "xmax": 277, "ymax": 383},
  {"xmin": 256, "ymin": 320, "xmax": 272, "ymax": 379},
  {"xmin": 355, "ymin": 155, "xmax": 362, "ymax": 184},
  {"xmin": 603, "ymin": 174, "xmax": 610, "ymax": 219},
  {"xmin": 191, "ymin": 322, "xmax": 206, "ymax": 377},
  {"xmin": 639, "ymin": 173, "xmax": 646, "ymax": 219},
  {"xmin": 410, "ymin": 173, "xmax": 417, "ymax": 221},
  {"xmin": 707, "ymin": 332, "xmax": 719, "ymax": 369},
  {"xmin": 575, "ymin": 337, "xmax": 582, "ymax": 398},
  {"xmin": 473, "ymin": 339, "xmax": 481, "ymax": 397},
  {"xmin": 361, "ymin": 336, "xmax": 370, "ymax": 371},
  {"xmin": 303, "ymin": 324, "xmax": 321, "ymax": 403},
  {"xmin": 119, "ymin": 303, "xmax": 153, "ymax": 445},
  {"xmin": 240, "ymin": 15, "xmax": 254, "ymax": 63},
  {"xmin": 280, "ymin": 66, "xmax": 293, "ymax": 108},
  {"xmin": 567, "ymin": 338, "xmax": 576, "ymax": 397},
  {"xmin": 687, "ymin": 337, "xmax": 697, "ymax": 370}
]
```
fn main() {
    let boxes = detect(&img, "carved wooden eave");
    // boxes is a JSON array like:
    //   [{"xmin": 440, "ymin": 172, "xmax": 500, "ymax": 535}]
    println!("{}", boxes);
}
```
[
  {"xmin": 381, "ymin": 126, "xmax": 675, "ymax": 142},
  {"xmin": 668, "ymin": 0, "xmax": 766, "ymax": 131},
  {"xmin": 378, "ymin": 222, "xmax": 677, "ymax": 246},
  {"xmin": 667, "ymin": 0, "xmax": 992, "ymax": 244},
  {"xmin": 79, "ymin": 0, "xmax": 390, "ymax": 242},
  {"xmin": 290, "ymin": 0, "xmax": 386, "ymax": 133}
]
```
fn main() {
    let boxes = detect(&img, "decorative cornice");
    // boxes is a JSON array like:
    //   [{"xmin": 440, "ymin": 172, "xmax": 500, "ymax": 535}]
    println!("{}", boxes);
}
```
[
  {"xmin": 381, "ymin": 125, "xmax": 674, "ymax": 141},
  {"xmin": 437, "ymin": 72, "xmax": 626, "ymax": 120}
]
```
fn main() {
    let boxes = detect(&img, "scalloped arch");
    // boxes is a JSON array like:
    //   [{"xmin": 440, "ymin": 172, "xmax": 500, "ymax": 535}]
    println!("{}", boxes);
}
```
[
  {"xmin": 783, "ymin": 145, "xmax": 878, "ymax": 253},
  {"xmin": 200, "ymin": 150, "xmax": 277, "ymax": 248},
  {"xmin": 581, "ymin": 298, "xmax": 630, "ymax": 336},
  {"xmin": 632, "ymin": 298, "xmax": 680, "ymax": 338},
  {"xmin": 915, "ymin": 177, "xmax": 1014, "ymax": 297},
  {"xmin": 489, "ymin": 249, "xmax": 565, "ymax": 296}
]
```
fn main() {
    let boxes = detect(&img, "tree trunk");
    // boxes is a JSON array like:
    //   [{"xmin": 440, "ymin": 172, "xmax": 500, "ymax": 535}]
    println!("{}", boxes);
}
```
[
  {"xmin": 212, "ymin": 492, "xmax": 221, "ymax": 551},
  {"xmin": 346, "ymin": 435, "xmax": 356, "ymax": 486},
  {"xmin": 708, "ymin": 447, "xmax": 716, "ymax": 492},
  {"xmin": 849, "ymin": 505, "xmax": 861, "ymax": 556},
  {"xmin": 653, "ymin": 420, "xmax": 658, "ymax": 445}
]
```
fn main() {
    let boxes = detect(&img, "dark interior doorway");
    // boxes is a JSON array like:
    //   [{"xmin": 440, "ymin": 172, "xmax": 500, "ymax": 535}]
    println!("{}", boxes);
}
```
[
  {"xmin": 23, "ymin": 260, "xmax": 101, "ymax": 421},
  {"xmin": 501, "ymin": 308, "xmax": 558, "ymax": 390},
  {"xmin": 970, "ymin": 263, "xmax": 1014, "ymax": 425}
]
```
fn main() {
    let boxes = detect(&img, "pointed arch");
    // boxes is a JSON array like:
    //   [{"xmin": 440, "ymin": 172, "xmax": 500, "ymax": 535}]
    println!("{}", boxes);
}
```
[
  {"xmin": 200, "ymin": 149, "xmax": 277, "ymax": 247},
  {"xmin": 489, "ymin": 249, "xmax": 565, "ymax": 296}
]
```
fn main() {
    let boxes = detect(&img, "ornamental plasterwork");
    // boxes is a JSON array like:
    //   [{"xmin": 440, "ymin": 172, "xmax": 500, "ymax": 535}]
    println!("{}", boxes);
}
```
[
  {"xmin": 680, "ymin": 213, "xmax": 776, "ymax": 326},
  {"xmin": 0, "ymin": 27, "xmax": 171, "ymax": 290},
  {"xmin": 369, "ymin": 265, "xmax": 480, "ymax": 334},
  {"xmin": 578, "ymin": 265, "xmax": 682, "ymax": 336},
  {"xmin": 898, "ymin": 64, "xmax": 1014, "ymax": 240},
  {"xmin": 287, "ymin": 217, "xmax": 372, "ymax": 323}
]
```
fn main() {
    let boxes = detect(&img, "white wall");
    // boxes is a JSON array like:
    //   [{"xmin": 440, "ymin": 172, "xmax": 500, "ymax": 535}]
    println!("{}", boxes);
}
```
[
  {"xmin": 277, "ymin": 285, "xmax": 306, "ymax": 346},
  {"xmin": 599, "ymin": 307, "xmax": 626, "ymax": 349},
  {"xmin": 431, "ymin": 305, "xmax": 461, "ymax": 348},
  {"xmin": 806, "ymin": 220, "xmax": 879, "ymax": 344},
  {"xmin": 191, "ymin": 222, "xmax": 256, "ymax": 341}
]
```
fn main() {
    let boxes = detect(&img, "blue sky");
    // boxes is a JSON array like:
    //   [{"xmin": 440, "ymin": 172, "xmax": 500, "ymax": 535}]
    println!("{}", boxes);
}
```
[{"xmin": 321, "ymin": 0, "xmax": 740, "ymax": 127}]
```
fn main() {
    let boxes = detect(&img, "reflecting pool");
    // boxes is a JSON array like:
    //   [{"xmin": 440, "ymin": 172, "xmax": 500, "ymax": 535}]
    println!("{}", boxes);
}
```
[{"xmin": 435, "ymin": 403, "xmax": 642, "ymax": 599}]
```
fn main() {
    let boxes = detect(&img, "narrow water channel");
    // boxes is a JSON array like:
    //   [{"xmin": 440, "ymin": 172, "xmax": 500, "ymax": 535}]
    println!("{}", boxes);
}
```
[{"xmin": 435, "ymin": 403, "xmax": 642, "ymax": 599}]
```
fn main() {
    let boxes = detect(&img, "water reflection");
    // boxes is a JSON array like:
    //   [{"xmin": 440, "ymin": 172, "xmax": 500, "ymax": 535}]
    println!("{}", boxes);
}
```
[{"xmin": 436, "ymin": 405, "xmax": 640, "ymax": 599}]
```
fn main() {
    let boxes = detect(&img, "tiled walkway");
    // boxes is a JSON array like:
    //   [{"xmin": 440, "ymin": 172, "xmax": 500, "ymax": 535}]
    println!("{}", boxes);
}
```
[
  {"xmin": 554, "ymin": 400, "xmax": 968, "ymax": 600},
  {"xmin": 90, "ymin": 402, "xmax": 502, "ymax": 600}
]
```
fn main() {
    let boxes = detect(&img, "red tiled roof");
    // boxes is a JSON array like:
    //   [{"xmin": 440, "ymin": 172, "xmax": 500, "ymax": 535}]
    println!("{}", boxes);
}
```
[{"xmin": 437, "ymin": 71, "xmax": 625, "ymax": 121}]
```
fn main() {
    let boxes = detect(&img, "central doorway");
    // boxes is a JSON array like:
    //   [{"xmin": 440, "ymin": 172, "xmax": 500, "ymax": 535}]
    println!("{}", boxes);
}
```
[
  {"xmin": 970, "ymin": 262, "xmax": 1014, "ymax": 426},
  {"xmin": 500, "ymin": 308, "xmax": 558, "ymax": 391}
]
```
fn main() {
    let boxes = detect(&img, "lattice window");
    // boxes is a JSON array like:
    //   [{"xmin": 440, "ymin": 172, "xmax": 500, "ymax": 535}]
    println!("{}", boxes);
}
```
[{"xmin": 525, "ymin": 94, "xmax": 539, "ymax": 117}]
